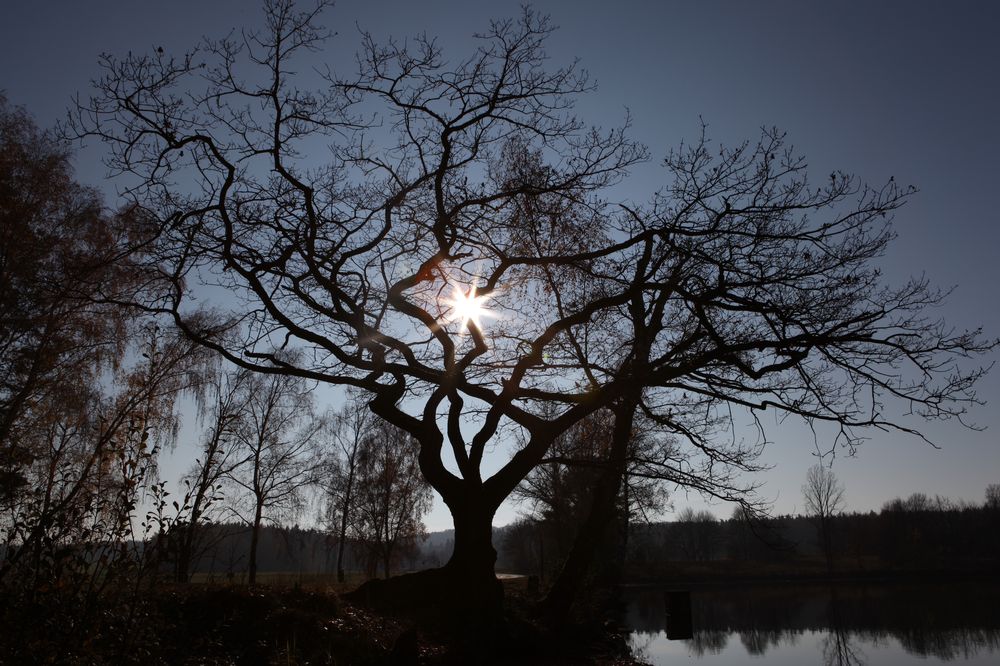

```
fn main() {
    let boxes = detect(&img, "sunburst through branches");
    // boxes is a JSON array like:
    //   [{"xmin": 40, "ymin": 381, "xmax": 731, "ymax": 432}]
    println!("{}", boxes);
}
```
[{"xmin": 445, "ymin": 283, "xmax": 494, "ymax": 333}]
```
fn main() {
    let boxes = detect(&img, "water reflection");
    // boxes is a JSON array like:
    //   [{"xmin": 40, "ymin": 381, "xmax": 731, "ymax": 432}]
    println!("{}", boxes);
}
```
[
  {"xmin": 823, "ymin": 589, "xmax": 866, "ymax": 666},
  {"xmin": 624, "ymin": 582, "xmax": 1000, "ymax": 664},
  {"xmin": 689, "ymin": 628, "xmax": 728, "ymax": 656}
]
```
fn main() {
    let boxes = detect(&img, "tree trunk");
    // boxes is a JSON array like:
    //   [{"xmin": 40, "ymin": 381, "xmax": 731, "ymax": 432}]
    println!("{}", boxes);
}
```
[
  {"xmin": 176, "ymin": 495, "xmax": 204, "ymax": 583},
  {"xmin": 542, "ymin": 404, "xmax": 634, "ymax": 625},
  {"xmin": 344, "ymin": 493, "xmax": 504, "ymax": 628},
  {"xmin": 341, "ymin": 414, "xmax": 504, "ymax": 622},
  {"xmin": 336, "ymin": 533, "xmax": 348, "ymax": 583},
  {"xmin": 442, "ymin": 498, "xmax": 504, "ymax": 617},
  {"xmin": 542, "ymin": 465, "xmax": 625, "ymax": 623},
  {"xmin": 248, "ymin": 500, "xmax": 263, "ymax": 585},
  {"xmin": 176, "ymin": 530, "xmax": 191, "ymax": 583},
  {"xmin": 336, "ymin": 493, "xmax": 350, "ymax": 583}
]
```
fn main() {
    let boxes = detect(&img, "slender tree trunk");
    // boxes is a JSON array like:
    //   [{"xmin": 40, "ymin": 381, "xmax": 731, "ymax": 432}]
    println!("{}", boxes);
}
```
[
  {"xmin": 249, "ymin": 499, "xmax": 263, "ymax": 585},
  {"xmin": 381, "ymin": 487, "xmax": 391, "ymax": 578},
  {"xmin": 336, "ymin": 530, "xmax": 348, "ymax": 583},
  {"xmin": 336, "ymin": 488, "xmax": 351, "ymax": 583},
  {"xmin": 176, "ymin": 490, "xmax": 205, "ymax": 583},
  {"xmin": 178, "ymin": 426, "xmax": 225, "ymax": 582}
]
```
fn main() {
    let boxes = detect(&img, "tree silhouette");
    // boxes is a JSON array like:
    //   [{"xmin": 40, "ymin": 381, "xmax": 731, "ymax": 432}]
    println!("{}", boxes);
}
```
[
  {"xmin": 0, "ymin": 324, "xmax": 206, "ymax": 587},
  {"xmin": 0, "ymin": 96, "xmax": 209, "ymax": 590},
  {"xmin": 224, "ymin": 364, "xmax": 322, "ymax": 585},
  {"xmin": 803, "ymin": 463, "xmax": 846, "ymax": 573},
  {"xmin": 0, "ymin": 94, "xmax": 136, "ymax": 505},
  {"xmin": 68, "ymin": 1, "xmax": 994, "ymax": 620},
  {"xmin": 353, "ymin": 419, "xmax": 432, "ymax": 578},
  {"xmin": 513, "ymin": 407, "xmax": 669, "ymax": 585},
  {"xmin": 985, "ymin": 484, "xmax": 1000, "ymax": 511},
  {"xmin": 318, "ymin": 390, "xmax": 376, "ymax": 583},
  {"xmin": 674, "ymin": 508, "xmax": 721, "ymax": 562},
  {"xmin": 173, "ymin": 362, "xmax": 255, "ymax": 582}
]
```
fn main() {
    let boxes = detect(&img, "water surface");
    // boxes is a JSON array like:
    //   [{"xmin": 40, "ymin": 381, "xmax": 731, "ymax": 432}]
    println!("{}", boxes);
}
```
[{"xmin": 623, "ymin": 582, "xmax": 1000, "ymax": 665}]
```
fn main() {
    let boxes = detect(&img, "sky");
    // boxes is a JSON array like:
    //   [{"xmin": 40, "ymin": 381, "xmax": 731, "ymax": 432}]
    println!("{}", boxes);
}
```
[{"xmin": 2, "ymin": 0, "xmax": 998, "ymax": 531}]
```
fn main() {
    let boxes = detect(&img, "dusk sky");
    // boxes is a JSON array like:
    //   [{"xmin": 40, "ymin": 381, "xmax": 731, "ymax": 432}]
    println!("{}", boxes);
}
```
[{"xmin": 2, "ymin": 1, "xmax": 998, "ymax": 530}]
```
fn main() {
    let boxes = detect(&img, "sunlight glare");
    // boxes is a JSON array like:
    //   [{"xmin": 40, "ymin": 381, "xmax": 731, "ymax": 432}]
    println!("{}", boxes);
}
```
[{"xmin": 445, "ymin": 283, "xmax": 493, "ymax": 332}]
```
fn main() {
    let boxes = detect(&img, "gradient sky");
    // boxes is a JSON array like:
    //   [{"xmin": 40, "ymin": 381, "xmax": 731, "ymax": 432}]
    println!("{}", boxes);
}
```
[{"xmin": 2, "ymin": 1, "xmax": 998, "ymax": 530}]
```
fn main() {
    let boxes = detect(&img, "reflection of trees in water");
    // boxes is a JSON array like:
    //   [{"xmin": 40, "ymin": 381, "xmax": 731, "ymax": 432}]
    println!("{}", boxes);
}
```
[
  {"xmin": 628, "ymin": 632, "xmax": 654, "ymax": 663},
  {"xmin": 895, "ymin": 627, "xmax": 1000, "ymax": 661},
  {"xmin": 686, "ymin": 629, "xmax": 729, "ymax": 656},
  {"xmin": 625, "ymin": 591, "xmax": 664, "ymax": 634},
  {"xmin": 823, "ymin": 588, "xmax": 867, "ymax": 666},
  {"xmin": 691, "ymin": 585, "xmax": 808, "ymax": 657},
  {"xmin": 623, "ymin": 583, "xmax": 1000, "ymax": 660},
  {"xmin": 821, "ymin": 629, "xmax": 866, "ymax": 666},
  {"xmin": 739, "ymin": 627, "xmax": 787, "ymax": 656}
]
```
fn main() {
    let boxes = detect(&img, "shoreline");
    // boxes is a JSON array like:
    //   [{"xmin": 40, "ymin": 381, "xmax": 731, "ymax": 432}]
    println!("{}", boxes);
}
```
[{"xmin": 620, "ymin": 568, "xmax": 1000, "ymax": 589}]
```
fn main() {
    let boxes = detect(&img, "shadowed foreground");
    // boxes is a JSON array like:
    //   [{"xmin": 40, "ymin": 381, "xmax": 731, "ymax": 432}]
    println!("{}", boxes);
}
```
[{"xmin": 0, "ymin": 576, "xmax": 641, "ymax": 665}]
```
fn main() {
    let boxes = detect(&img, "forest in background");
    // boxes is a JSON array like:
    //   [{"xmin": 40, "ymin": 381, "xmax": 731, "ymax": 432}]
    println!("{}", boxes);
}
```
[{"xmin": 129, "ymin": 485, "xmax": 1000, "ymax": 585}]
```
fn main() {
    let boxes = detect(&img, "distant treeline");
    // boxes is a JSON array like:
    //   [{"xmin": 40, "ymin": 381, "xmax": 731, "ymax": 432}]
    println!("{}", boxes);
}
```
[
  {"xmin": 142, "ymin": 491, "xmax": 999, "ymax": 582},
  {"xmin": 153, "ymin": 522, "xmax": 453, "ymax": 581},
  {"xmin": 497, "ymin": 493, "xmax": 1000, "ymax": 581}
]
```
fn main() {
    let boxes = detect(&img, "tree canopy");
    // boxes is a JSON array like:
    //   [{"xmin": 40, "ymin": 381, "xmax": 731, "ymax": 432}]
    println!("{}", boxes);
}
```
[{"xmin": 66, "ymin": 0, "xmax": 994, "ymax": 616}]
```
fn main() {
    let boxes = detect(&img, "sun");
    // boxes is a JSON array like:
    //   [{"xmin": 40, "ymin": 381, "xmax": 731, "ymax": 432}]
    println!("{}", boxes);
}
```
[{"xmin": 445, "ymin": 283, "xmax": 493, "ymax": 332}]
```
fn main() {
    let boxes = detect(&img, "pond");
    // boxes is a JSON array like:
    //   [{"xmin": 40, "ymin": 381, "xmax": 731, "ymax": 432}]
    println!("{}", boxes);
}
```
[{"xmin": 622, "ymin": 581, "xmax": 1000, "ymax": 665}]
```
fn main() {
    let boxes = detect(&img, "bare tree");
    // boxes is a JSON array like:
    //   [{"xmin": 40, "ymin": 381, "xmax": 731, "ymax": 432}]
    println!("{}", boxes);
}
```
[
  {"xmin": 224, "ymin": 367, "xmax": 322, "ymax": 585},
  {"xmin": 68, "ymin": 1, "xmax": 995, "ymax": 621},
  {"xmin": 317, "ymin": 390, "xmax": 376, "ymax": 582},
  {"xmin": 984, "ymin": 484, "xmax": 1000, "ymax": 511},
  {"xmin": 173, "ymin": 363, "xmax": 254, "ymax": 582},
  {"xmin": 353, "ymin": 420, "xmax": 432, "ymax": 578},
  {"xmin": 803, "ymin": 463, "xmax": 846, "ymax": 573}
]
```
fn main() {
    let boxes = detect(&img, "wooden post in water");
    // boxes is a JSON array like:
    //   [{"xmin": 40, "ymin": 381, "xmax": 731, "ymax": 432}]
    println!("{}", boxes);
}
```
[{"xmin": 664, "ymin": 590, "xmax": 693, "ymax": 640}]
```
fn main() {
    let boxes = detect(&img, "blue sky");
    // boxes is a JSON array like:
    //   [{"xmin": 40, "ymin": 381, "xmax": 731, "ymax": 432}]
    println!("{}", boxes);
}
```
[{"xmin": 2, "ymin": 1, "xmax": 998, "ymax": 530}]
